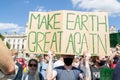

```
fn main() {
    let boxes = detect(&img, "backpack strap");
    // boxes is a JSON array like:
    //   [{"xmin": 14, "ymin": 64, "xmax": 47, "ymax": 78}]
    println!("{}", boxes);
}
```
[
  {"xmin": 40, "ymin": 65, "xmax": 42, "ymax": 72},
  {"xmin": 39, "ymin": 62, "xmax": 43, "ymax": 72}
]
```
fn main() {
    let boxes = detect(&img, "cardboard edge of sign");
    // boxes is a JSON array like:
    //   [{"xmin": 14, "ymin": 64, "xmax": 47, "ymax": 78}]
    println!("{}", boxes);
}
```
[{"xmin": 25, "ymin": 51, "xmax": 78, "ymax": 55}]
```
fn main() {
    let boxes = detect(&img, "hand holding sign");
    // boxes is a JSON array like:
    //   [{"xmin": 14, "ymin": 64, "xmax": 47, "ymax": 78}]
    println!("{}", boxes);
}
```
[
  {"xmin": 83, "ymin": 50, "xmax": 91, "ymax": 60},
  {"xmin": 48, "ymin": 50, "xmax": 54, "ymax": 60}
]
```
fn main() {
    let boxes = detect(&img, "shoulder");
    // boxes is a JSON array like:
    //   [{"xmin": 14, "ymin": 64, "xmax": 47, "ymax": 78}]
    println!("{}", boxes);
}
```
[
  {"xmin": 72, "ymin": 67, "xmax": 85, "ymax": 79},
  {"xmin": 53, "ymin": 60, "xmax": 64, "ymax": 68},
  {"xmin": 90, "ymin": 64, "xmax": 97, "ymax": 69},
  {"xmin": 54, "ymin": 66, "xmax": 65, "ymax": 72},
  {"xmin": 72, "ymin": 66, "xmax": 84, "ymax": 73},
  {"xmin": 53, "ymin": 66, "xmax": 64, "ymax": 75},
  {"xmin": 54, "ymin": 66, "xmax": 64, "ymax": 69}
]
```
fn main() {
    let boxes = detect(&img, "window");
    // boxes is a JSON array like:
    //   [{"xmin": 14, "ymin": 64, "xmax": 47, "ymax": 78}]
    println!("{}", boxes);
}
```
[
  {"xmin": 18, "ymin": 39, "xmax": 20, "ymax": 43},
  {"xmin": 22, "ymin": 45, "xmax": 24, "ymax": 49},
  {"xmin": 7, "ymin": 39, "xmax": 10, "ymax": 42},
  {"xmin": 23, "ymin": 39, "xmax": 24, "ymax": 43},
  {"xmin": 13, "ymin": 45, "xmax": 15, "ymax": 48},
  {"xmin": 13, "ymin": 39, "xmax": 15, "ymax": 42},
  {"xmin": 17, "ymin": 44, "xmax": 19, "ymax": 49}
]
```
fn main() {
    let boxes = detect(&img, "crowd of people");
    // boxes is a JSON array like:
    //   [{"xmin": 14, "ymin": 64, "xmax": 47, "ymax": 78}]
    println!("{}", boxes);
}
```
[{"xmin": 0, "ymin": 38, "xmax": 120, "ymax": 80}]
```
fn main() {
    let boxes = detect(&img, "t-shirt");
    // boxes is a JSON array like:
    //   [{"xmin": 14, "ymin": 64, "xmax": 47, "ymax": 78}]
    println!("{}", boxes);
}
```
[
  {"xmin": 90, "ymin": 64, "xmax": 108, "ymax": 80},
  {"xmin": 90, "ymin": 65, "xmax": 100, "ymax": 80},
  {"xmin": 53, "ymin": 60, "xmax": 64, "ymax": 68},
  {"xmin": 38, "ymin": 61, "xmax": 48, "ymax": 80},
  {"xmin": 54, "ymin": 66, "xmax": 84, "ymax": 80},
  {"xmin": 38, "ymin": 61, "xmax": 53, "ymax": 80}
]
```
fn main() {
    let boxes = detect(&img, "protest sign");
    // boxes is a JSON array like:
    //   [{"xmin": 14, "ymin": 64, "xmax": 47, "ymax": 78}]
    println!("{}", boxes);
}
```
[{"xmin": 26, "ymin": 10, "xmax": 110, "ymax": 55}]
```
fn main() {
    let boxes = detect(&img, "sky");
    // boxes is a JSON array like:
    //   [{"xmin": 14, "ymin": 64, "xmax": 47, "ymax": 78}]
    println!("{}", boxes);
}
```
[{"xmin": 0, "ymin": 0, "xmax": 120, "ymax": 34}]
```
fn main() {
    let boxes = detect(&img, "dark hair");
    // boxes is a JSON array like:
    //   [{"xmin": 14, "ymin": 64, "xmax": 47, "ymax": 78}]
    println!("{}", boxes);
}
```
[
  {"xmin": 91, "ymin": 56, "xmax": 99, "ymax": 63},
  {"xmin": 43, "ymin": 54, "xmax": 48, "ymax": 58},
  {"xmin": 28, "ymin": 59, "xmax": 38, "ymax": 67}
]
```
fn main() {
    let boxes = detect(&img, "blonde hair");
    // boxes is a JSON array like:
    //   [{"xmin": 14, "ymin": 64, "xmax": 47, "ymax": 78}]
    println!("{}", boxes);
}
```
[{"xmin": 34, "ymin": 70, "xmax": 40, "ymax": 80}]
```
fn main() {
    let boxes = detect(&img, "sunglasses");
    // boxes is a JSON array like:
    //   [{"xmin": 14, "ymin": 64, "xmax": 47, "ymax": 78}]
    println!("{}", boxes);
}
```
[{"xmin": 28, "ymin": 64, "xmax": 37, "ymax": 67}]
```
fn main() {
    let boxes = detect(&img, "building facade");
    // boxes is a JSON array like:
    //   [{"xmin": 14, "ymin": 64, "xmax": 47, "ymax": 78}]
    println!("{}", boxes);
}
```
[
  {"xmin": 3, "ymin": 32, "xmax": 26, "ymax": 54},
  {"xmin": 109, "ymin": 26, "xmax": 117, "ymax": 33}
]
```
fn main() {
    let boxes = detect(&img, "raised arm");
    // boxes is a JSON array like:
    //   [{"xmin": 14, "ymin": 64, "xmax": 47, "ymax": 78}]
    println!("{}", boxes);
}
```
[
  {"xmin": 83, "ymin": 51, "xmax": 91, "ymax": 80},
  {"xmin": 0, "ymin": 38, "xmax": 15, "ymax": 75},
  {"xmin": 46, "ymin": 51, "xmax": 57, "ymax": 80}
]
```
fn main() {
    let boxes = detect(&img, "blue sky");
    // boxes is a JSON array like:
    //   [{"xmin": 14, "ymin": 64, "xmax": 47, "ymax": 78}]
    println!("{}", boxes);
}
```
[{"xmin": 0, "ymin": 0, "xmax": 120, "ymax": 34}]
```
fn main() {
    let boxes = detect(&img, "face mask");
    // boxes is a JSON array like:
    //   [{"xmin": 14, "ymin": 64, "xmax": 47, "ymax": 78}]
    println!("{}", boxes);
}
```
[
  {"xmin": 98, "ymin": 61, "xmax": 106, "ymax": 66},
  {"xmin": 64, "ymin": 58, "xmax": 73, "ymax": 66}
]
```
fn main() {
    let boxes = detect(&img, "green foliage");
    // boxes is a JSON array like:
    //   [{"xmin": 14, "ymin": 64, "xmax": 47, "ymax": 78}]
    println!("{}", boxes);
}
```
[
  {"xmin": 55, "ymin": 54, "xmax": 61, "ymax": 59},
  {"xmin": 100, "ymin": 68, "xmax": 114, "ymax": 80},
  {"xmin": 6, "ymin": 42, "xmax": 10, "ymax": 49},
  {"xmin": 110, "ymin": 32, "xmax": 120, "ymax": 47},
  {"xmin": 0, "ymin": 33, "xmax": 10, "ymax": 49},
  {"xmin": 0, "ymin": 33, "xmax": 5, "ymax": 40}
]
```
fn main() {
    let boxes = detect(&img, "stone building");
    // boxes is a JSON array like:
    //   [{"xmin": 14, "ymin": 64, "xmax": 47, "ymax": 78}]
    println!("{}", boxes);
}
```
[
  {"xmin": 3, "ymin": 32, "xmax": 26, "ymax": 55},
  {"xmin": 109, "ymin": 26, "xmax": 117, "ymax": 33}
]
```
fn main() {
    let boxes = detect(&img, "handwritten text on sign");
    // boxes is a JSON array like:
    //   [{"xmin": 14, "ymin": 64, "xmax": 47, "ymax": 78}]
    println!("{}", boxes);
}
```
[{"xmin": 26, "ymin": 10, "xmax": 110, "ymax": 55}]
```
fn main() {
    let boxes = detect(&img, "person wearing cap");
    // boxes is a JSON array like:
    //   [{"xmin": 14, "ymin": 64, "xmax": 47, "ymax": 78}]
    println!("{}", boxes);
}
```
[{"xmin": 46, "ymin": 51, "xmax": 84, "ymax": 80}]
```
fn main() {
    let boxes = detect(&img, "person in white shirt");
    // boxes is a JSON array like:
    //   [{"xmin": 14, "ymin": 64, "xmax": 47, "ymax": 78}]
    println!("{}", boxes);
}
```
[{"xmin": 53, "ymin": 56, "xmax": 64, "ymax": 68}]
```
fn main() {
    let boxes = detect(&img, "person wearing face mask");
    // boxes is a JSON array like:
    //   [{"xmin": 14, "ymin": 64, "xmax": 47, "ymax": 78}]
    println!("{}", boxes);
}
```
[
  {"xmin": 89, "ymin": 56, "xmax": 108, "ymax": 80},
  {"xmin": 77, "ymin": 51, "xmax": 107, "ymax": 80},
  {"xmin": 46, "ymin": 51, "xmax": 84, "ymax": 80}
]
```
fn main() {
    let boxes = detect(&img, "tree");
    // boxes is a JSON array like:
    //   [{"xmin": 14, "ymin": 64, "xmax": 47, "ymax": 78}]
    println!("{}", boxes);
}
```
[{"xmin": 0, "ymin": 33, "xmax": 5, "ymax": 41}]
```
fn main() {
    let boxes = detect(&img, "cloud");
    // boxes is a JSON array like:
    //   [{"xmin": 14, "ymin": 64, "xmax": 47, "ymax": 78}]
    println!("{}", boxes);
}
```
[
  {"xmin": 72, "ymin": 0, "xmax": 120, "ymax": 17},
  {"xmin": 24, "ymin": 0, "xmax": 30, "ymax": 4},
  {"xmin": 0, "ymin": 23, "xmax": 25, "ymax": 34},
  {"xmin": 35, "ymin": 6, "xmax": 52, "ymax": 12},
  {"xmin": 35, "ymin": 6, "xmax": 47, "ymax": 12}
]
